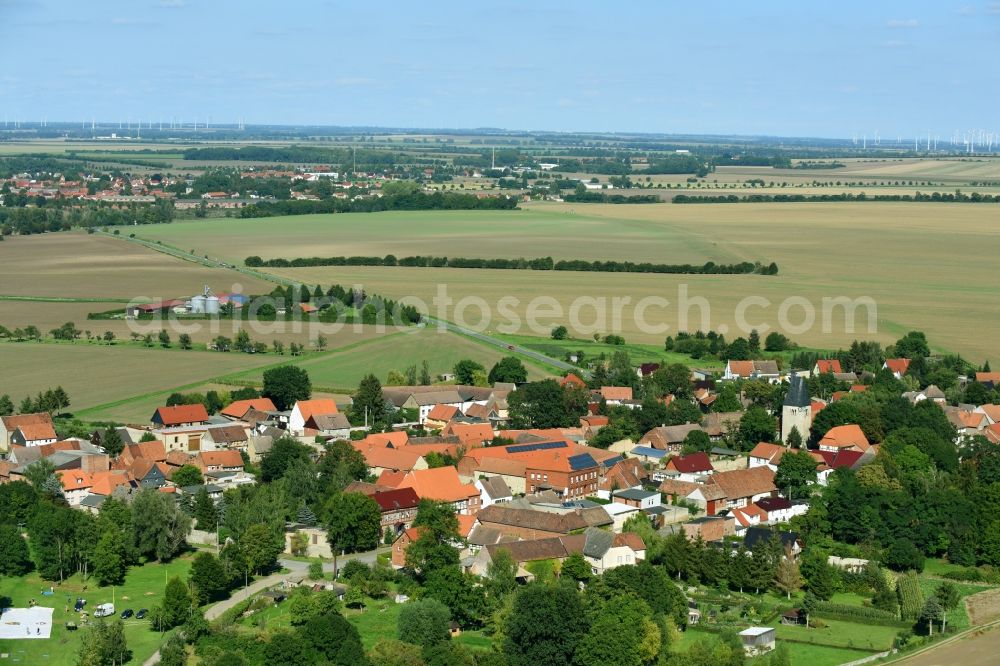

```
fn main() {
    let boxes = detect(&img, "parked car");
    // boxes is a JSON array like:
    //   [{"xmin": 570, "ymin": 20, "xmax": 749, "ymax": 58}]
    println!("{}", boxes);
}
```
[
  {"xmin": 93, "ymin": 603, "xmax": 115, "ymax": 618},
  {"xmin": 136, "ymin": 609, "xmax": 148, "ymax": 620},
  {"xmin": 120, "ymin": 609, "xmax": 133, "ymax": 619}
]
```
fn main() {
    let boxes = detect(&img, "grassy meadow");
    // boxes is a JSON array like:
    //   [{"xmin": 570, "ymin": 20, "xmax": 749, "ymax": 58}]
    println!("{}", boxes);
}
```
[
  {"xmin": 0, "ymin": 342, "xmax": 279, "ymax": 417},
  {"xmin": 131, "ymin": 201, "xmax": 1000, "ymax": 361}
]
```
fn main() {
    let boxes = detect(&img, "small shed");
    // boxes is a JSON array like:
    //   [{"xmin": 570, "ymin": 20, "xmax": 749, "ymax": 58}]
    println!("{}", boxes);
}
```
[
  {"xmin": 781, "ymin": 609, "xmax": 804, "ymax": 625},
  {"xmin": 738, "ymin": 627, "xmax": 776, "ymax": 655}
]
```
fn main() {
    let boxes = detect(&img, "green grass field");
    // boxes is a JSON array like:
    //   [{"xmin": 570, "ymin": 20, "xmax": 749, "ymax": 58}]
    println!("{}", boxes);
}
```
[
  {"xmin": 0, "ymin": 556, "xmax": 192, "ymax": 666},
  {"xmin": 221, "ymin": 327, "xmax": 552, "ymax": 392},
  {"xmin": 133, "ymin": 201, "xmax": 1000, "ymax": 363},
  {"xmin": 0, "ymin": 342, "xmax": 284, "ymax": 417}
]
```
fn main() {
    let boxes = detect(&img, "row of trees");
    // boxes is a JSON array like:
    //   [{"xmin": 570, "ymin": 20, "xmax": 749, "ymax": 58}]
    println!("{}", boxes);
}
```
[{"xmin": 248, "ymin": 253, "xmax": 777, "ymax": 276}]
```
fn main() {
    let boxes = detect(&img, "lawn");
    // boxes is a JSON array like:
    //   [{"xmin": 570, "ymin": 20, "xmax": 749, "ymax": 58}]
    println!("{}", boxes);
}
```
[
  {"xmin": 678, "ymin": 627, "xmax": 875, "ymax": 666},
  {"xmin": 0, "ymin": 556, "xmax": 193, "ymax": 665},
  {"xmin": 135, "ymin": 202, "xmax": 1000, "ymax": 362},
  {"xmin": 772, "ymin": 616, "xmax": 898, "ymax": 652},
  {"xmin": 221, "ymin": 327, "xmax": 552, "ymax": 392}
]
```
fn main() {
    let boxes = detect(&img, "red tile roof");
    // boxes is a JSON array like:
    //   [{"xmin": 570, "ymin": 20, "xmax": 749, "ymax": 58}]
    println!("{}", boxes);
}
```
[
  {"xmin": 195, "ymin": 450, "xmax": 244, "ymax": 469},
  {"xmin": 294, "ymin": 399, "xmax": 339, "ymax": 419},
  {"xmin": 153, "ymin": 404, "xmax": 209, "ymax": 426},
  {"xmin": 426, "ymin": 404, "xmax": 460, "ymax": 422},
  {"xmin": 14, "ymin": 423, "xmax": 57, "ymax": 442},
  {"xmin": 884, "ymin": 359, "xmax": 911, "ymax": 375},
  {"xmin": 221, "ymin": 398, "xmax": 276, "ymax": 418},
  {"xmin": 560, "ymin": 373, "xmax": 587, "ymax": 389},
  {"xmin": 666, "ymin": 452, "xmax": 714, "ymax": 474},
  {"xmin": 815, "ymin": 360, "xmax": 843, "ymax": 374},
  {"xmin": 705, "ymin": 466, "xmax": 777, "ymax": 501},
  {"xmin": 369, "ymin": 487, "xmax": 420, "ymax": 512},
  {"xmin": 600, "ymin": 386, "xmax": 633, "ymax": 401},
  {"xmin": 391, "ymin": 467, "xmax": 479, "ymax": 503},
  {"xmin": 819, "ymin": 424, "xmax": 871, "ymax": 451}
]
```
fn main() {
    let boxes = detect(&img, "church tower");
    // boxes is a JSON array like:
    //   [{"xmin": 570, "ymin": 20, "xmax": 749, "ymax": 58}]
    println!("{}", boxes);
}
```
[{"xmin": 781, "ymin": 374, "xmax": 811, "ymax": 444}]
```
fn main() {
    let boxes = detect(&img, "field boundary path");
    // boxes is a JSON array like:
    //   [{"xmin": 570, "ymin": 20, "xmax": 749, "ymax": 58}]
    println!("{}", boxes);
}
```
[
  {"xmin": 142, "ymin": 546, "xmax": 388, "ymax": 665},
  {"xmin": 424, "ymin": 315, "xmax": 586, "ymax": 377},
  {"xmin": 104, "ymin": 231, "xmax": 579, "ymax": 378}
]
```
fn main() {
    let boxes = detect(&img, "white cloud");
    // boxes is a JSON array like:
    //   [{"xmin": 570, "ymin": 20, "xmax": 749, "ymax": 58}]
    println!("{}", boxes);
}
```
[{"xmin": 887, "ymin": 18, "xmax": 919, "ymax": 28}]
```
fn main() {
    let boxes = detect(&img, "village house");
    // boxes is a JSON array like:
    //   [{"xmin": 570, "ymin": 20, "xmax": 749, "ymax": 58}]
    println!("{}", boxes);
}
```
[
  {"xmin": 367, "ymin": 487, "xmax": 421, "ymax": 535},
  {"xmin": 810, "ymin": 448, "xmax": 868, "ymax": 485},
  {"xmin": 470, "ymin": 528, "xmax": 645, "ymax": 578},
  {"xmin": 457, "ymin": 456, "xmax": 527, "ymax": 495},
  {"xmin": 153, "ymin": 425, "xmax": 208, "ymax": 453},
  {"xmin": 681, "ymin": 515, "xmax": 735, "ymax": 542},
  {"xmin": 747, "ymin": 442, "xmax": 788, "ymax": 472},
  {"xmin": 424, "ymin": 404, "xmax": 462, "ymax": 430},
  {"xmin": 724, "ymin": 360, "xmax": 781, "ymax": 383},
  {"xmin": 476, "ymin": 476, "xmax": 514, "ymax": 508},
  {"xmin": 612, "ymin": 488, "xmax": 661, "ymax": 510},
  {"xmin": 381, "ymin": 467, "xmax": 481, "ymax": 515},
  {"xmin": 353, "ymin": 443, "xmax": 427, "ymax": 476},
  {"xmin": 151, "ymin": 404, "xmax": 210, "ymax": 428},
  {"xmin": 638, "ymin": 423, "xmax": 703, "ymax": 451},
  {"xmin": 0, "ymin": 413, "xmax": 57, "ymax": 452},
  {"xmin": 812, "ymin": 359, "xmax": 843, "ymax": 375},
  {"xmin": 599, "ymin": 386, "xmax": 633, "ymax": 406},
  {"xmin": 664, "ymin": 451, "xmax": 714, "ymax": 481},
  {"xmin": 204, "ymin": 424, "xmax": 250, "ymax": 450},
  {"xmin": 883, "ymin": 358, "xmax": 911, "ymax": 379},
  {"xmin": 193, "ymin": 450, "xmax": 245, "ymax": 474},
  {"xmin": 220, "ymin": 398, "xmax": 277, "ymax": 421},
  {"xmin": 285, "ymin": 526, "xmax": 334, "ymax": 559},
  {"xmin": 289, "ymin": 399, "xmax": 339, "ymax": 435},
  {"xmin": 10, "ymin": 423, "xmax": 59, "ymax": 448},
  {"xmin": 817, "ymin": 424, "xmax": 871, "ymax": 453},
  {"xmin": 305, "ymin": 413, "xmax": 352, "ymax": 439},
  {"xmin": 459, "ymin": 440, "xmax": 600, "ymax": 499}
]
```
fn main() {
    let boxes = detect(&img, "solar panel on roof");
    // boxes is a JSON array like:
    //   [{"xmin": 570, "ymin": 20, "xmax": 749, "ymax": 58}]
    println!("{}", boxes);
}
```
[
  {"xmin": 505, "ymin": 441, "xmax": 567, "ymax": 454},
  {"xmin": 568, "ymin": 453, "xmax": 598, "ymax": 470}
]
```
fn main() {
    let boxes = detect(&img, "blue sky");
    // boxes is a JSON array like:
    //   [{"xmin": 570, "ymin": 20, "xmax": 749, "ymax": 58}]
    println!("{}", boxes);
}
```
[{"xmin": 1, "ymin": 0, "xmax": 997, "ymax": 138}]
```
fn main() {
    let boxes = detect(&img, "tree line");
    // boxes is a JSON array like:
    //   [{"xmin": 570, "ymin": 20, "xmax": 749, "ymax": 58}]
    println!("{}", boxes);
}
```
[
  {"xmin": 247, "ymin": 254, "xmax": 778, "ymax": 276},
  {"xmin": 673, "ymin": 192, "xmax": 1000, "ymax": 204},
  {"xmin": 237, "ymin": 189, "xmax": 517, "ymax": 218}
]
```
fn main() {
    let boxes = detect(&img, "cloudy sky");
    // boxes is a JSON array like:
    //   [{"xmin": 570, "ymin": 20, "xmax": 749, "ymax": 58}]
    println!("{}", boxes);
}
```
[{"xmin": 1, "ymin": 0, "xmax": 997, "ymax": 138}]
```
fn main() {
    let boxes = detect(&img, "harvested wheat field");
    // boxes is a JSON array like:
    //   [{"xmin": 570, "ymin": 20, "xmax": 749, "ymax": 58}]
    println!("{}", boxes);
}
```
[{"xmin": 0, "ymin": 231, "xmax": 273, "ymax": 299}]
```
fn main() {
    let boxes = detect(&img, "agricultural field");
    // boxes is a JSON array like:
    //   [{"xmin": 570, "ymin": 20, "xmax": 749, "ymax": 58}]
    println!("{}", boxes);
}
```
[
  {"xmin": 0, "ymin": 298, "xmax": 395, "ymax": 349},
  {"xmin": 222, "ymin": 327, "xmax": 552, "ymax": 392},
  {"xmin": 0, "ymin": 231, "xmax": 274, "ymax": 299},
  {"xmin": 0, "ymin": 555, "xmax": 192, "ymax": 666},
  {"xmin": 133, "ymin": 201, "xmax": 999, "ymax": 361},
  {"xmin": 0, "ymin": 342, "xmax": 279, "ymax": 416}
]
